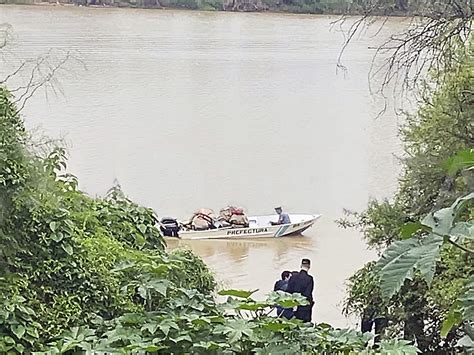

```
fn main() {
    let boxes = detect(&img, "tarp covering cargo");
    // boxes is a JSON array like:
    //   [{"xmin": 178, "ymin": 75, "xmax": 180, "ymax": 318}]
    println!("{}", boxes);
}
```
[
  {"xmin": 183, "ymin": 208, "xmax": 216, "ymax": 230},
  {"xmin": 219, "ymin": 206, "xmax": 249, "ymax": 228}
]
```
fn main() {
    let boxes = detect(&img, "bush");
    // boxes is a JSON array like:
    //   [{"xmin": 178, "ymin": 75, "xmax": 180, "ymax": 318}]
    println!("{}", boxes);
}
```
[
  {"xmin": 0, "ymin": 86, "xmax": 216, "ymax": 352},
  {"xmin": 169, "ymin": 248, "xmax": 217, "ymax": 294}
]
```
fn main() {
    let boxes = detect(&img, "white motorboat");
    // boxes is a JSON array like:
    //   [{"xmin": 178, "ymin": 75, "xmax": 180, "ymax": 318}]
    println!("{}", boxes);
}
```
[{"xmin": 173, "ymin": 214, "xmax": 320, "ymax": 240}]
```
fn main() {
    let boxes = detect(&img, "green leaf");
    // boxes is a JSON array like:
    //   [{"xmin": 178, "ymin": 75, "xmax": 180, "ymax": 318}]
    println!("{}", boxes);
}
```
[
  {"xmin": 442, "ymin": 149, "xmax": 474, "ymax": 176},
  {"xmin": 254, "ymin": 343, "xmax": 301, "ymax": 354},
  {"xmin": 141, "ymin": 322, "xmax": 159, "ymax": 334},
  {"xmin": 262, "ymin": 320, "xmax": 294, "ymax": 331},
  {"xmin": 214, "ymin": 319, "xmax": 255, "ymax": 343},
  {"xmin": 11, "ymin": 325, "xmax": 25, "ymax": 340},
  {"xmin": 144, "ymin": 345, "xmax": 160, "ymax": 352},
  {"xmin": 49, "ymin": 221, "xmax": 57, "ymax": 232},
  {"xmin": 236, "ymin": 302, "xmax": 268, "ymax": 311},
  {"xmin": 441, "ymin": 301, "xmax": 462, "ymax": 338},
  {"xmin": 160, "ymin": 325, "xmax": 171, "ymax": 337},
  {"xmin": 148, "ymin": 280, "xmax": 169, "ymax": 296},
  {"xmin": 377, "ymin": 339, "xmax": 419, "ymax": 354},
  {"xmin": 61, "ymin": 242, "xmax": 73, "ymax": 256},
  {"xmin": 218, "ymin": 289, "xmax": 258, "ymax": 298},
  {"xmin": 138, "ymin": 224, "xmax": 147, "ymax": 234},
  {"xmin": 26, "ymin": 326, "xmax": 39, "ymax": 338},
  {"xmin": 14, "ymin": 343, "xmax": 25, "ymax": 353},
  {"xmin": 111, "ymin": 261, "xmax": 135, "ymax": 273},
  {"xmin": 376, "ymin": 235, "xmax": 443, "ymax": 299},
  {"xmin": 158, "ymin": 319, "xmax": 179, "ymax": 337},
  {"xmin": 119, "ymin": 313, "xmax": 145, "ymax": 325},
  {"xmin": 460, "ymin": 275, "xmax": 474, "ymax": 322},
  {"xmin": 457, "ymin": 335, "xmax": 474, "ymax": 350},
  {"xmin": 51, "ymin": 232, "xmax": 64, "ymax": 243},
  {"xmin": 422, "ymin": 193, "xmax": 474, "ymax": 236},
  {"xmin": 450, "ymin": 222, "xmax": 474, "ymax": 240},
  {"xmin": 400, "ymin": 222, "xmax": 424, "ymax": 239},
  {"xmin": 191, "ymin": 317, "xmax": 211, "ymax": 326},
  {"xmin": 267, "ymin": 291, "xmax": 309, "ymax": 308},
  {"xmin": 135, "ymin": 233, "xmax": 146, "ymax": 247},
  {"xmin": 2, "ymin": 335, "xmax": 15, "ymax": 345},
  {"xmin": 195, "ymin": 341, "xmax": 227, "ymax": 350},
  {"xmin": 137, "ymin": 286, "xmax": 147, "ymax": 299},
  {"xmin": 173, "ymin": 334, "xmax": 192, "ymax": 343},
  {"xmin": 209, "ymin": 316, "xmax": 225, "ymax": 324}
]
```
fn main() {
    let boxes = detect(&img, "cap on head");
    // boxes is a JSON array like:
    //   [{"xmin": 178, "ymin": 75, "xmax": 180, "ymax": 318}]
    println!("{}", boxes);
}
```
[
  {"xmin": 301, "ymin": 258, "xmax": 311, "ymax": 266},
  {"xmin": 275, "ymin": 206, "xmax": 282, "ymax": 211}
]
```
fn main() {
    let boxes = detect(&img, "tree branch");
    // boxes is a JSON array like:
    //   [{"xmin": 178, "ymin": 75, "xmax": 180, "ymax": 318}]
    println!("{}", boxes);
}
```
[{"xmin": 447, "ymin": 238, "xmax": 474, "ymax": 254}]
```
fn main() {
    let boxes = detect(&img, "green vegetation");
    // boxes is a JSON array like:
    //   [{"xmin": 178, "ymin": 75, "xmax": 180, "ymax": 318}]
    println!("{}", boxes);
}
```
[
  {"xmin": 0, "ymin": 85, "xmax": 419, "ymax": 353},
  {"xmin": 340, "ymin": 43, "xmax": 473, "ymax": 352},
  {"xmin": 0, "ymin": 85, "xmax": 213, "ymax": 352},
  {"xmin": 40, "ymin": 290, "xmax": 419, "ymax": 354},
  {"xmin": 0, "ymin": 0, "xmax": 450, "ymax": 15}
]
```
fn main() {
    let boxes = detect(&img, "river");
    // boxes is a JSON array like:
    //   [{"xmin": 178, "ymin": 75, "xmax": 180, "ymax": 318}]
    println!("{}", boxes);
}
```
[{"xmin": 0, "ymin": 5, "xmax": 405, "ymax": 327}]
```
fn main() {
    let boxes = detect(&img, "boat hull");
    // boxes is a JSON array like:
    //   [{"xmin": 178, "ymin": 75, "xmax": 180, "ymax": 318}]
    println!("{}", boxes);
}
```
[{"xmin": 177, "ymin": 214, "xmax": 320, "ymax": 240}]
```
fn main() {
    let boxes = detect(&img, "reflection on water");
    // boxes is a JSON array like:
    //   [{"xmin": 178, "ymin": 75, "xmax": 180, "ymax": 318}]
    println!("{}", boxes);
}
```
[
  {"xmin": 166, "ymin": 218, "xmax": 374, "ymax": 326},
  {"xmin": 0, "ymin": 5, "xmax": 403, "ymax": 327},
  {"xmin": 168, "ymin": 233, "xmax": 313, "ymax": 264}
]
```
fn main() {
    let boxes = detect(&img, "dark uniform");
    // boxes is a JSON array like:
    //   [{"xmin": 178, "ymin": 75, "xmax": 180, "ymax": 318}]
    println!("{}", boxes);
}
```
[
  {"xmin": 287, "ymin": 269, "xmax": 314, "ymax": 322},
  {"xmin": 273, "ymin": 279, "xmax": 293, "ymax": 319}
]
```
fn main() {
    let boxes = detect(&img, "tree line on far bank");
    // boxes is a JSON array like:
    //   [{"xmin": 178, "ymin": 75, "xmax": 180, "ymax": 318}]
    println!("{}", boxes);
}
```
[{"xmin": 0, "ymin": 0, "xmax": 435, "ymax": 15}]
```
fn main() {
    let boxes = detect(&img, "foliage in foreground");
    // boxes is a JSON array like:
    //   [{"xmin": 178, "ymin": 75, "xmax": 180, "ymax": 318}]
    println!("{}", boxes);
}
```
[
  {"xmin": 340, "ymin": 43, "xmax": 473, "ymax": 351},
  {"xmin": 374, "ymin": 150, "xmax": 473, "ymax": 351},
  {"xmin": 40, "ymin": 289, "xmax": 418, "ymax": 354},
  {"xmin": 0, "ymin": 86, "xmax": 215, "ymax": 352}
]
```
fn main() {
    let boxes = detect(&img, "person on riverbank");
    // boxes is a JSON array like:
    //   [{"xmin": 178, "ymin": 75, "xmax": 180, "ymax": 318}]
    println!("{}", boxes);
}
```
[
  {"xmin": 270, "ymin": 206, "xmax": 290, "ymax": 225},
  {"xmin": 287, "ymin": 258, "xmax": 314, "ymax": 322},
  {"xmin": 273, "ymin": 270, "xmax": 293, "ymax": 319}
]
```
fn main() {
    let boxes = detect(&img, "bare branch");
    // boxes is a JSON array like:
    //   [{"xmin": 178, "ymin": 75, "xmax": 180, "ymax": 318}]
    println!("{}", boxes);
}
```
[
  {"xmin": 0, "ymin": 23, "xmax": 13, "ymax": 50},
  {"xmin": 15, "ymin": 52, "xmax": 73, "ymax": 112},
  {"xmin": 336, "ymin": 0, "xmax": 473, "ymax": 108},
  {"xmin": 1, "ymin": 25, "xmax": 86, "ymax": 112}
]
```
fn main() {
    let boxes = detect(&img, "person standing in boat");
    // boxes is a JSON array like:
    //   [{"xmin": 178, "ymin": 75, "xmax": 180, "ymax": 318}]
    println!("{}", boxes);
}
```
[
  {"xmin": 273, "ymin": 270, "xmax": 294, "ymax": 319},
  {"xmin": 270, "ymin": 206, "xmax": 291, "ymax": 225},
  {"xmin": 287, "ymin": 258, "xmax": 314, "ymax": 323}
]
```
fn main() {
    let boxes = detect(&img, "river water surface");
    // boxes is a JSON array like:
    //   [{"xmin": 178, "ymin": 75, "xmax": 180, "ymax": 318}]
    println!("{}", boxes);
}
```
[{"xmin": 0, "ymin": 5, "xmax": 405, "ymax": 327}]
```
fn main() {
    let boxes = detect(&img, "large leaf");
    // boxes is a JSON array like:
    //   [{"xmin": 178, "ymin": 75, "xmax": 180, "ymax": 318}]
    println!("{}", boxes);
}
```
[
  {"xmin": 376, "ymin": 235, "xmax": 443, "ymax": 299},
  {"xmin": 450, "ymin": 221, "xmax": 474, "ymax": 240},
  {"xmin": 218, "ymin": 289, "xmax": 258, "ymax": 299},
  {"xmin": 422, "ymin": 193, "xmax": 474, "ymax": 236},
  {"xmin": 262, "ymin": 319, "xmax": 297, "ymax": 332},
  {"xmin": 266, "ymin": 290, "xmax": 309, "ymax": 308},
  {"xmin": 194, "ymin": 341, "xmax": 228, "ymax": 350},
  {"xmin": 11, "ymin": 325, "xmax": 25, "ymax": 340},
  {"xmin": 457, "ymin": 335, "xmax": 474, "ymax": 351},
  {"xmin": 377, "ymin": 339, "xmax": 420, "ymax": 354},
  {"xmin": 147, "ymin": 279, "xmax": 170, "ymax": 297},
  {"xmin": 460, "ymin": 275, "xmax": 474, "ymax": 322},
  {"xmin": 214, "ymin": 319, "xmax": 255, "ymax": 343},
  {"xmin": 236, "ymin": 301, "xmax": 268, "ymax": 311}
]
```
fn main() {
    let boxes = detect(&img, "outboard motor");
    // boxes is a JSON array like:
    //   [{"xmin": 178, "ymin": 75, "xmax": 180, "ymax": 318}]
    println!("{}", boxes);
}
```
[{"xmin": 160, "ymin": 218, "xmax": 180, "ymax": 237}]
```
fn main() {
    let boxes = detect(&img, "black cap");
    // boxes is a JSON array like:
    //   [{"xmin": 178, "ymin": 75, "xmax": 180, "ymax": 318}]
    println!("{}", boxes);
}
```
[{"xmin": 302, "ymin": 258, "xmax": 311, "ymax": 265}]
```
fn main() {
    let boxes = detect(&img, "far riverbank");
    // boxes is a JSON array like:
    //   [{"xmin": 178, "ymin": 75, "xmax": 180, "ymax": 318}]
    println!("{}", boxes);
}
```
[{"xmin": 0, "ymin": 0, "xmax": 416, "ymax": 16}]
